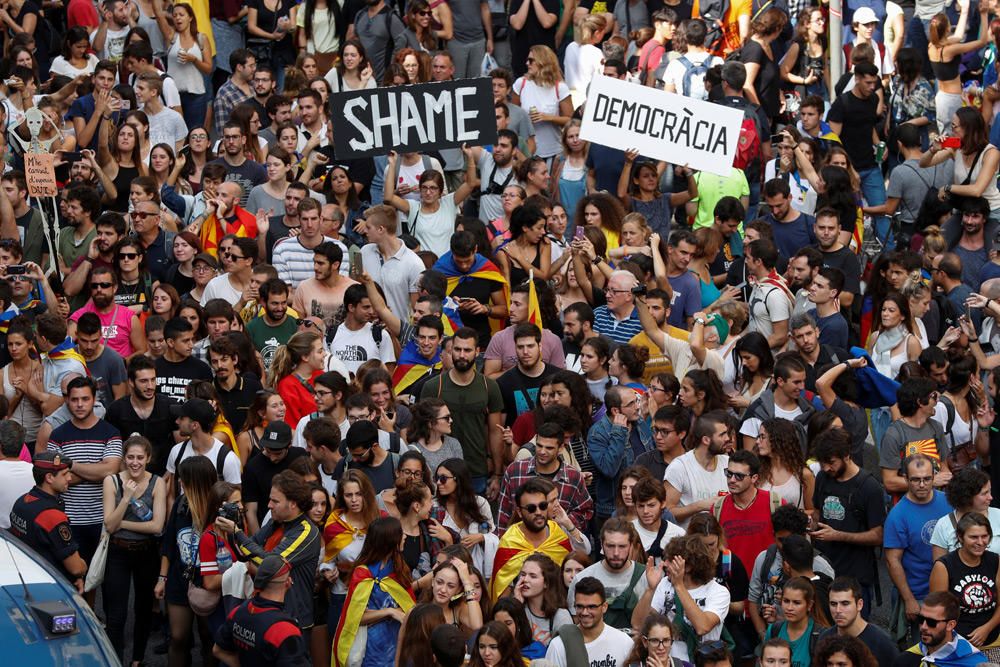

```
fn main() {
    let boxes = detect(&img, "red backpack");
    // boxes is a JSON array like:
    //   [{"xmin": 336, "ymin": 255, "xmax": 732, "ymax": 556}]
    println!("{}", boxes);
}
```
[{"xmin": 733, "ymin": 109, "xmax": 761, "ymax": 170}]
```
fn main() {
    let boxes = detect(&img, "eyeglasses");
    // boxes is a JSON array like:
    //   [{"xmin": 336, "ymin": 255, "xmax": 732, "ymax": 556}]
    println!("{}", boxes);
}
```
[
  {"xmin": 436, "ymin": 414, "xmax": 453, "ymax": 422},
  {"xmin": 419, "ymin": 184, "xmax": 440, "ymax": 192},
  {"xmin": 576, "ymin": 603, "xmax": 602, "ymax": 611},
  {"xmin": 520, "ymin": 501, "xmax": 549, "ymax": 514},
  {"xmin": 398, "ymin": 469, "xmax": 422, "ymax": 478},
  {"xmin": 190, "ymin": 133, "xmax": 209, "ymax": 140},
  {"xmin": 133, "ymin": 211, "xmax": 159, "ymax": 220},
  {"xmin": 314, "ymin": 389, "xmax": 333, "ymax": 398},
  {"xmin": 118, "ymin": 252, "xmax": 139, "ymax": 260},
  {"xmin": 347, "ymin": 413, "xmax": 370, "ymax": 423},
  {"xmin": 501, "ymin": 192, "xmax": 521, "ymax": 199},
  {"xmin": 653, "ymin": 427, "xmax": 676, "ymax": 437},
  {"xmin": 908, "ymin": 475, "xmax": 934, "ymax": 486},
  {"xmin": 724, "ymin": 469, "xmax": 749, "ymax": 481},
  {"xmin": 435, "ymin": 474, "xmax": 455, "ymax": 484},
  {"xmin": 917, "ymin": 614, "xmax": 951, "ymax": 628},
  {"xmin": 605, "ymin": 288, "xmax": 630, "ymax": 295},
  {"xmin": 223, "ymin": 135, "xmax": 242, "ymax": 142},
  {"xmin": 193, "ymin": 264, "xmax": 215, "ymax": 272},
  {"xmin": 649, "ymin": 385, "xmax": 666, "ymax": 394},
  {"xmin": 645, "ymin": 637, "xmax": 673, "ymax": 648},
  {"xmin": 90, "ymin": 282, "xmax": 114, "ymax": 289},
  {"xmin": 351, "ymin": 446, "xmax": 374, "ymax": 459}
]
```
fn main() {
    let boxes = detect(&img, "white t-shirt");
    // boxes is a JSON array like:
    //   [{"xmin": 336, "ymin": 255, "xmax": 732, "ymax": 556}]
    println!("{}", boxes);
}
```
[
  {"xmin": 663, "ymin": 51, "xmax": 723, "ymax": 99},
  {"xmin": 407, "ymin": 192, "xmax": 458, "ymax": 257},
  {"xmin": 633, "ymin": 518, "xmax": 686, "ymax": 556},
  {"xmin": 564, "ymin": 42, "xmax": 604, "ymax": 93},
  {"xmin": 49, "ymin": 54, "xmax": 100, "ymax": 78},
  {"xmin": 931, "ymin": 507, "xmax": 1000, "ymax": 553},
  {"xmin": 664, "ymin": 451, "xmax": 729, "ymax": 527},
  {"xmin": 740, "ymin": 403, "xmax": 804, "ymax": 439},
  {"xmin": 146, "ymin": 107, "xmax": 187, "ymax": 148},
  {"xmin": 201, "ymin": 274, "xmax": 243, "ymax": 306},
  {"xmin": 91, "ymin": 25, "xmax": 130, "ymax": 61},
  {"xmin": 165, "ymin": 438, "xmax": 242, "ymax": 486},
  {"xmin": 931, "ymin": 400, "xmax": 976, "ymax": 452},
  {"xmin": 513, "ymin": 77, "xmax": 571, "ymax": 159},
  {"xmin": 544, "ymin": 623, "xmax": 633, "ymax": 667},
  {"xmin": 0, "ymin": 460, "xmax": 35, "ymax": 529},
  {"xmin": 651, "ymin": 578, "xmax": 731, "ymax": 661},
  {"xmin": 328, "ymin": 322, "xmax": 397, "ymax": 375},
  {"xmin": 567, "ymin": 561, "xmax": 649, "ymax": 613},
  {"xmin": 747, "ymin": 283, "xmax": 792, "ymax": 342}
]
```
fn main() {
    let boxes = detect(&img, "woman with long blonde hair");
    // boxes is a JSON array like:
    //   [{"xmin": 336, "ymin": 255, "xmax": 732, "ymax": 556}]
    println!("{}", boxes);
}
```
[
  {"xmin": 512, "ymin": 46, "xmax": 573, "ymax": 164},
  {"xmin": 564, "ymin": 15, "xmax": 607, "ymax": 107}
]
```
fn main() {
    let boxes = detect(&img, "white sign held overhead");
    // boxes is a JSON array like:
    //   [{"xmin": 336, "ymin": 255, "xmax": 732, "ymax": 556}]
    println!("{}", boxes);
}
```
[{"xmin": 579, "ymin": 75, "xmax": 745, "ymax": 177}]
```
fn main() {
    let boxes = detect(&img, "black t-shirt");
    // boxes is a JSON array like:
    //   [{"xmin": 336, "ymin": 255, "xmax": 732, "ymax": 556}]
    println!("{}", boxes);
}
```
[
  {"xmin": 266, "ymin": 216, "xmax": 298, "ymax": 263},
  {"xmin": 818, "ymin": 245, "xmax": 863, "ymax": 298},
  {"xmin": 820, "ymin": 624, "xmax": 900, "ymax": 667},
  {"xmin": 647, "ymin": 0, "xmax": 693, "ymax": 20},
  {"xmin": 496, "ymin": 363, "xmax": 559, "ymax": 426},
  {"xmin": 510, "ymin": 0, "xmax": 560, "ymax": 77},
  {"xmin": 242, "ymin": 447, "xmax": 308, "ymax": 525},
  {"xmin": 215, "ymin": 374, "xmax": 264, "ymax": 433},
  {"xmin": 332, "ymin": 454, "xmax": 397, "ymax": 493},
  {"xmin": 741, "ymin": 40, "xmax": 782, "ymax": 122},
  {"xmin": 105, "ymin": 394, "xmax": 178, "ymax": 475},
  {"xmin": 155, "ymin": 355, "xmax": 213, "ymax": 402},
  {"xmin": 812, "ymin": 469, "xmax": 886, "ymax": 585},
  {"xmin": 827, "ymin": 90, "xmax": 879, "ymax": 170},
  {"xmin": 450, "ymin": 275, "xmax": 505, "ymax": 349}
]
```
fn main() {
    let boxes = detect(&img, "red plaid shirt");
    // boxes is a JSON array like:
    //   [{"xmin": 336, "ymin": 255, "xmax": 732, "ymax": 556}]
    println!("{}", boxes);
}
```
[{"xmin": 496, "ymin": 458, "xmax": 594, "ymax": 533}]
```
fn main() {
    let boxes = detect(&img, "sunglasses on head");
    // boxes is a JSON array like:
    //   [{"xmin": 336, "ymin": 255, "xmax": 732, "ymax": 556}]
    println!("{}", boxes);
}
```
[{"xmin": 520, "ymin": 501, "xmax": 549, "ymax": 514}]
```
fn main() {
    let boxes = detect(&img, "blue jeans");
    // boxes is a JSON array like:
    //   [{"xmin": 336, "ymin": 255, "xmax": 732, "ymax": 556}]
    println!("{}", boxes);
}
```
[
  {"xmin": 859, "ymin": 166, "xmax": 891, "ymax": 250},
  {"xmin": 180, "ymin": 91, "xmax": 210, "ymax": 132}
]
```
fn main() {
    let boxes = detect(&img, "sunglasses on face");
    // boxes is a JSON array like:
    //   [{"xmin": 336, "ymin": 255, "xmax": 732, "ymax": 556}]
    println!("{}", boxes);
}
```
[
  {"xmin": 435, "ymin": 474, "xmax": 454, "ymax": 484},
  {"xmin": 118, "ymin": 252, "xmax": 139, "ymax": 260},
  {"xmin": 724, "ymin": 469, "xmax": 749, "ymax": 481},
  {"xmin": 520, "ymin": 501, "xmax": 549, "ymax": 514},
  {"xmin": 416, "ymin": 9, "xmax": 431, "ymax": 15},
  {"xmin": 91, "ymin": 282, "xmax": 114, "ymax": 289},
  {"xmin": 225, "ymin": 252, "xmax": 245, "ymax": 261},
  {"xmin": 295, "ymin": 318, "xmax": 317, "ymax": 328},
  {"xmin": 917, "ymin": 614, "xmax": 951, "ymax": 628}
]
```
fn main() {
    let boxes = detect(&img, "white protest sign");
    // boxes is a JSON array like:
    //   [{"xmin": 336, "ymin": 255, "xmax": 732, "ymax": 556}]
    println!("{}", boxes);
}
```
[{"xmin": 579, "ymin": 75, "xmax": 745, "ymax": 177}]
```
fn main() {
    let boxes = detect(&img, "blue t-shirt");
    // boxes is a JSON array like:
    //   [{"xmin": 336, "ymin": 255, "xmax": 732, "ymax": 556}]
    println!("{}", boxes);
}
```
[
  {"xmin": 65, "ymin": 94, "xmax": 121, "ymax": 151},
  {"xmin": 667, "ymin": 271, "xmax": 702, "ymax": 329},
  {"xmin": 812, "ymin": 309, "xmax": 850, "ymax": 350},
  {"xmin": 765, "ymin": 212, "xmax": 817, "ymax": 259},
  {"xmin": 585, "ymin": 143, "xmax": 628, "ymax": 193},
  {"xmin": 982, "ymin": 260, "xmax": 1000, "ymax": 286},
  {"xmin": 883, "ymin": 490, "xmax": 951, "ymax": 600}
]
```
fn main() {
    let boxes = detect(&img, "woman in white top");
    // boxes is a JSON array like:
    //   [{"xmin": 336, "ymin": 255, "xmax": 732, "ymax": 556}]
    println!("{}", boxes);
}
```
[
  {"xmin": 156, "ymin": 3, "xmax": 212, "ymax": 131},
  {"xmin": 49, "ymin": 27, "xmax": 99, "ymax": 77},
  {"xmin": 3, "ymin": 321, "xmax": 43, "ymax": 446},
  {"xmin": 512, "ymin": 45, "xmax": 573, "ymax": 162},
  {"xmin": 729, "ymin": 332, "xmax": 774, "ymax": 415},
  {"xmin": 324, "ymin": 39, "xmax": 375, "ymax": 93},
  {"xmin": 432, "ymin": 458, "xmax": 496, "ymax": 578},
  {"xmin": 296, "ymin": 0, "xmax": 343, "ymax": 72},
  {"xmin": 755, "ymin": 418, "xmax": 815, "ymax": 511},
  {"xmin": 931, "ymin": 355, "xmax": 993, "ymax": 472},
  {"xmin": 921, "ymin": 107, "xmax": 1000, "ymax": 220},
  {"xmin": 902, "ymin": 278, "xmax": 932, "ymax": 349},
  {"xmin": 868, "ymin": 292, "xmax": 922, "ymax": 447},
  {"xmin": 563, "ymin": 15, "xmax": 607, "ymax": 108},
  {"xmin": 931, "ymin": 467, "xmax": 1000, "ymax": 559},
  {"xmin": 512, "ymin": 554, "xmax": 572, "ymax": 646},
  {"xmin": 384, "ymin": 147, "xmax": 477, "ymax": 256}
]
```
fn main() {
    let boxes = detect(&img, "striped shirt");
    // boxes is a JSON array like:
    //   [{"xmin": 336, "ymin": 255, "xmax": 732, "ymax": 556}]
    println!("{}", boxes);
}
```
[
  {"xmin": 48, "ymin": 419, "xmax": 123, "ymax": 525},
  {"xmin": 272, "ymin": 235, "xmax": 342, "ymax": 289},
  {"xmin": 593, "ymin": 305, "xmax": 643, "ymax": 344}
]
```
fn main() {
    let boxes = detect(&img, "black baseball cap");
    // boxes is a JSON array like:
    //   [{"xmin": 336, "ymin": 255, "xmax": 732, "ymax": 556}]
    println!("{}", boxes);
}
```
[
  {"xmin": 254, "ymin": 554, "xmax": 292, "ymax": 588},
  {"xmin": 261, "ymin": 421, "xmax": 292, "ymax": 450},
  {"xmin": 169, "ymin": 398, "xmax": 216, "ymax": 431}
]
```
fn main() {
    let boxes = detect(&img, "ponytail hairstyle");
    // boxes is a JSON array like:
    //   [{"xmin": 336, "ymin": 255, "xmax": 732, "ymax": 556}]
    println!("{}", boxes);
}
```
[{"xmin": 267, "ymin": 330, "xmax": 322, "ymax": 387}]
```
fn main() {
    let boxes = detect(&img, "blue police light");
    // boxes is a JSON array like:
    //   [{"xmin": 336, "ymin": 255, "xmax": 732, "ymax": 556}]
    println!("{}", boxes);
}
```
[{"xmin": 29, "ymin": 601, "xmax": 78, "ymax": 637}]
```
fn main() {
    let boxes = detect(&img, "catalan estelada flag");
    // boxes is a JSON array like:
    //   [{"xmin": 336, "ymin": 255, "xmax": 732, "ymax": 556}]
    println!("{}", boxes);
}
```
[
  {"xmin": 490, "ymin": 521, "xmax": 572, "ymax": 600},
  {"xmin": 0, "ymin": 305, "xmax": 19, "ymax": 334},
  {"xmin": 391, "ymin": 340, "xmax": 441, "ymax": 395},
  {"xmin": 323, "ymin": 511, "xmax": 366, "ymax": 563},
  {"xmin": 433, "ymin": 253, "xmax": 509, "ymax": 334},
  {"xmin": 47, "ymin": 336, "xmax": 88, "ymax": 372},
  {"xmin": 333, "ymin": 562, "xmax": 415, "ymax": 667},
  {"xmin": 441, "ymin": 298, "xmax": 463, "ymax": 336},
  {"xmin": 199, "ymin": 207, "xmax": 258, "ymax": 258},
  {"xmin": 527, "ymin": 277, "xmax": 543, "ymax": 328}
]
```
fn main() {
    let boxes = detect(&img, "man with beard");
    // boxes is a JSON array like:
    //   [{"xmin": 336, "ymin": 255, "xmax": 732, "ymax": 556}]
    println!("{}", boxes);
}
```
[
  {"xmin": 295, "ymin": 90, "xmax": 327, "ymax": 152},
  {"xmin": 663, "ymin": 230, "xmax": 701, "ymax": 329},
  {"xmin": 813, "ymin": 209, "xmax": 861, "ymax": 308},
  {"xmin": 546, "ymin": 577, "xmax": 632, "ymax": 666},
  {"xmin": 0, "ymin": 171, "xmax": 45, "ymax": 267},
  {"xmin": 893, "ymin": 592, "xmax": 982, "ymax": 667},
  {"xmin": 490, "ymin": 477, "xmax": 574, "ymax": 598},
  {"xmin": 566, "ymin": 519, "xmax": 649, "ymax": 629},
  {"xmin": 945, "ymin": 198, "xmax": 991, "ymax": 291},
  {"xmin": 932, "ymin": 253, "xmax": 981, "ymax": 331},
  {"xmin": 562, "ymin": 302, "xmax": 595, "ymax": 374},
  {"xmin": 58, "ymin": 185, "xmax": 100, "ymax": 277},
  {"xmin": 46, "ymin": 376, "xmax": 122, "ymax": 574},
  {"xmin": 248, "ymin": 66, "xmax": 276, "ymax": 128},
  {"xmin": 822, "ymin": 578, "xmax": 901, "ymax": 665},
  {"xmin": 165, "ymin": 398, "xmax": 242, "ymax": 506},
  {"xmin": 74, "ymin": 312, "xmax": 126, "ymax": 407},
  {"xmin": 68, "ymin": 266, "xmax": 145, "ymax": 358},
  {"xmin": 714, "ymin": 450, "xmax": 780, "ymax": 573},
  {"xmin": 273, "ymin": 199, "xmax": 336, "ymax": 290},
  {"xmin": 421, "ymin": 327, "xmax": 504, "ymax": 499},
  {"xmin": 484, "ymin": 281, "xmax": 565, "ymax": 377},
  {"xmin": 257, "ymin": 182, "xmax": 307, "ymax": 263},
  {"xmin": 106, "ymin": 355, "xmax": 176, "ymax": 474},
  {"xmin": 64, "ymin": 212, "xmax": 125, "ymax": 303},
  {"xmin": 208, "ymin": 121, "xmax": 267, "ymax": 209},
  {"xmin": 67, "ymin": 151, "xmax": 117, "ymax": 201},
  {"xmin": 260, "ymin": 93, "xmax": 292, "ymax": 148},
  {"xmin": 468, "ymin": 130, "xmax": 518, "ymax": 223},
  {"xmin": 211, "ymin": 336, "xmax": 263, "ymax": 433},
  {"xmin": 740, "ymin": 354, "xmax": 815, "ymax": 448},
  {"xmin": 155, "ymin": 317, "xmax": 213, "ymax": 402},
  {"xmin": 293, "ymin": 242, "xmax": 357, "ymax": 326},
  {"xmin": 214, "ymin": 49, "xmax": 256, "ymax": 136},
  {"xmin": 241, "ymin": 422, "xmax": 308, "ymax": 533},
  {"xmin": 496, "ymin": 324, "xmax": 559, "ymax": 426},
  {"xmin": 786, "ymin": 247, "xmax": 823, "ymax": 317},
  {"xmin": 294, "ymin": 371, "xmax": 351, "ymax": 448},
  {"xmin": 247, "ymin": 278, "xmax": 299, "ymax": 374},
  {"xmin": 665, "ymin": 410, "xmax": 732, "ymax": 528},
  {"xmin": 762, "ymin": 179, "xmax": 817, "ymax": 259},
  {"xmin": 812, "ymin": 429, "xmax": 886, "ymax": 618}
]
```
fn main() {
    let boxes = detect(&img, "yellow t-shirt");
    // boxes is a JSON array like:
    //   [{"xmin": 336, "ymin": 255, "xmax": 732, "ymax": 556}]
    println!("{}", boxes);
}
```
[{"xmin": 630, "ymin": 327, "xmax": 690, "ymax": 383}]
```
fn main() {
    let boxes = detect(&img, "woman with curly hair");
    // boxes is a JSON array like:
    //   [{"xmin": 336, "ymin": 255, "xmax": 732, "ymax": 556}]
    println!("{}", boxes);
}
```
[
  {"xmin": 813, "ymin": 635, "xmax": 879, "ymax": 667},
  {"xmin": 679, "ymin": 369, "xmax": 728, "ymax": 418},
  {"xmin": 575, "ymin": 192, "xmax": 626, "ymax": 250},
  {"xmin": 498, "ymin": 204, "xmax": 552, "ymax": 286},
  {"xmin": 393, "ymin": 47, "xmax": 427, "ymax": 83},
  {"xmin": 408, "ymin": 399, "xmax": 464, "ymax": 472},
  {"xmin": 610, "ymin": 344, "xmax": 650, "ymax": 393},
  {"xmin": 931, "ymin": 468, "xmax": 1000, "ymax": 559},
  {"xmin": 512, "ymin": 45, "xmax": 573, "ymax": 162},
  {"xmin": 755, "ymin": 418, "xmax": 815, "ymax": 510},
  {"xmin": 512, "ymin": 370, "xmax": 594, "ymax": 447},
  {"xmin": 633, "ymin": 533, "xmax": 730, "ymax": 660}
]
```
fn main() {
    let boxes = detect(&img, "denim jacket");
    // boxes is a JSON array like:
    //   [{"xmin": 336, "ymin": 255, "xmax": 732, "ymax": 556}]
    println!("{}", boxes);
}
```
[{"xmin": 587, "ymin": 416, "xmax": 654, "ymax": 516}]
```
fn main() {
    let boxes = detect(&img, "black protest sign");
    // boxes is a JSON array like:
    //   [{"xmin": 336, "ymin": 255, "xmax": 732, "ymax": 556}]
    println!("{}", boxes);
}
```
[{"xmin": 330, "ymin": 78, "xmax": 498, "ymax": 159}]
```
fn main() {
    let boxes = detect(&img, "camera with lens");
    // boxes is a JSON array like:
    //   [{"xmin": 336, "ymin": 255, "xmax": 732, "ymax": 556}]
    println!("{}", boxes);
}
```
[
  {"xmin": 631, "ymin": 283, "xmax": 647, "ymax": 297},
  {"xmin": 218, "ymin": 502, "xmax": 242, "ymax": 523}
]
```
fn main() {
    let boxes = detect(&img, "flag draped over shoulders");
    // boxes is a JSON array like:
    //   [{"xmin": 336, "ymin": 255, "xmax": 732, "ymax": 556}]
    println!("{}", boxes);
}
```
[
  {"xmin": 433, "ymin": 252, "xmax": 510, "ymax": 334},
  {"xmin": 490, "ymin": 521, "xmax": 572, "ymax": 601},
  {"xmin": 333, "ymin": 563, "xmax": 415, "ymax": 667},
  {"xmin": 46, "ymin": 336, "xmax": 88, "ymax": 372},
  {"xmin": 199, "ymin": 207, "xmax": 257, "ymax": 258},
  {"xmin": 392, "ymin": 340, "xmax": 442, "ymax": 395}
]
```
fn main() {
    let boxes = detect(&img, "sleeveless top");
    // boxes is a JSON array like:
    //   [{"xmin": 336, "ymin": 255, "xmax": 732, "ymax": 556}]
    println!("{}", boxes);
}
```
[
  {"xmin": 2, "ymin": 364, "xmax": 43, "ymax": 443},
  {"xmin": 761, "ymin": 473, "xmax": 804, "ymax": 509},
  {"xmin": 697, "ymin": 273, "xmax": 721, "ymax": 309},
  {"xmin": 111, "ymin": 165, "xmax": 139, "ymax": 213},
  {"xmin": 558, "ymin": 160, "xmax": 587, "ymax": 224},
  {"xmin": 112, "ymin": 473, "xmax": 160, "ymax": 541},
  {"xmin": 135, "ymin": 1, "xmax": 167, "ymax": 56},
  {"xmin": 872, "ymin": 330, "xmax": 911, "ymax": 380},
  {"xmin": 508, "ymin": 245, "xmax": 542, "ymax": 287},
  {"xmin": 166, "ymin": 35, "xmax": 206, "ymax": 94},
  {"xmin": 930, "ymin": 47, "xmax": 961, "ymax": 81},
  {"xmin": 954, "ymin": 144, "xmax": 1000, "ymax": 211},
  {"xmin": 939, "ymin": 549, "xmax": 1000, "ymax": 645}
]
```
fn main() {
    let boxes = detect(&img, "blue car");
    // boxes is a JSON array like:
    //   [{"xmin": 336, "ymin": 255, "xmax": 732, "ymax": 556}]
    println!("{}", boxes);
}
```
[{"xmin": 0, "ymin": 530, "xmax": 118, "ymax": 665}]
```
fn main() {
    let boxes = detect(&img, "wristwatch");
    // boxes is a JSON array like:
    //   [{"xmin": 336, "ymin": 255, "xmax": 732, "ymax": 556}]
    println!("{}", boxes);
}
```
[
  {"xmin": 591, "ymin": 256, "xmax": 603, "ymax": 266},
  {"xmin": 694, "ymin": 317, "xmax": 707, "ymax": 326}
]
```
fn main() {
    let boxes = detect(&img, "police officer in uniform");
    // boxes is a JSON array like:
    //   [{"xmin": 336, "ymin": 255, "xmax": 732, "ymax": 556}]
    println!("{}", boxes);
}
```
[
  {"xmin": 213, "ymin": 554, "xmax": 309, "ymax": 666},
  {"xmin": 8, "ymin": 453, "xmax": 88, "ymax": 592}
]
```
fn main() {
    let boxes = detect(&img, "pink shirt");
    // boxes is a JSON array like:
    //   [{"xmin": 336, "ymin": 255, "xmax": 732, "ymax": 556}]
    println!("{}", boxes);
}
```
[
  {"xmin": 483, "ymin": 325, "xmax": 566, "ymax": 374},
  {"xmin": 70, "ymin": 302, "xmax": 136, "ymax": 358}
]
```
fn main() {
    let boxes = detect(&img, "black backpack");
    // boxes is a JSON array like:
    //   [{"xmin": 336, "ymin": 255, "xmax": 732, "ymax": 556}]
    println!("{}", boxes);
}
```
[{"xmin": 171, "ymin": 442, "xmax": 231, "ymax": 497}]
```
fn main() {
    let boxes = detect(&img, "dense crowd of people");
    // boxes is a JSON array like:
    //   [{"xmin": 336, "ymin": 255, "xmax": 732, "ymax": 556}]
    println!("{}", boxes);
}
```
[{"xmin": 1, "ymin": 0, "xmax": 1000, "ymax": 666}]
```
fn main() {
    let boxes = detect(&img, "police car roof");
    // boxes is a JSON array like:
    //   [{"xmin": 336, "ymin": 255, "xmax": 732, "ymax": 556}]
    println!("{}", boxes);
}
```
[{"xmin": 0, "ymin": 532, "xmax": 117, "ymax": 664}]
